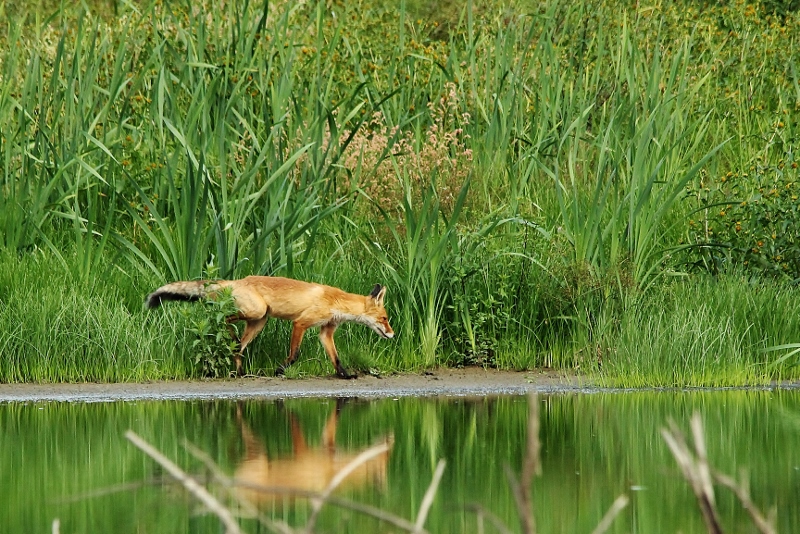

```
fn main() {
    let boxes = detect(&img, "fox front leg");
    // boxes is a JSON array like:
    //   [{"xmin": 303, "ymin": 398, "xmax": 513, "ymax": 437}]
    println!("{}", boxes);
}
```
[{"xmin": 319, "ymin": 323, "xmax": 355, "ymax": 379}]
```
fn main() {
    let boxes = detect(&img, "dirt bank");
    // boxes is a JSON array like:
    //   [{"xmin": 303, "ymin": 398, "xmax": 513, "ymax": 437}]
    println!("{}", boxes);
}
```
[{"xmin": 0, "ymin": 368, "xmax": 591, "ymax": 402}]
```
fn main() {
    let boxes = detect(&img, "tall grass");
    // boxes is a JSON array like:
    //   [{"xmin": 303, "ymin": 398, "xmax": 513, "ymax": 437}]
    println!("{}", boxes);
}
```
[
  {"xmin": 366, "ymin": 176, "xmax": 470, "ymax": 368},
  {"xmin": 103, "ymin": 1, "xmax": 375, "ymax": 281},
  {"xmin": 0, "ymin": 249, "xmax": 192, "ymax": 382},
  {"xmin": 594, "ymin": 275, "xmax": 800, "ymax": 387},
  {"xmin": 1, "ymin": 0, "xmax": 800, "ymax": 383}
]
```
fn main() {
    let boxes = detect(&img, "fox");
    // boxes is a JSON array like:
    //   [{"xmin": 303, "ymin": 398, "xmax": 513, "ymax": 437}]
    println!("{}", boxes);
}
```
[
  {"xmin": 233, "ymin": 401, "xmax": 393, "ymax": 507},
  {"xmin": 145, "ymin": 276, "xmax": 394, "ymax": 379}
]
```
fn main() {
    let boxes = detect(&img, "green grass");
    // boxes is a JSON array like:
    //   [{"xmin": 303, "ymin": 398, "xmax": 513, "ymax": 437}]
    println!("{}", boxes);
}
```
[
  {"xmin": 1, "ymin": 0, "xmax": 800, "ymax": 384},
  {"xmin": 594, "ymin": 276, "xmax": 800, "ymax": 387},
  {"xmin": 0, "ymin": 249, "xmax": 194, "ymax": 382}
]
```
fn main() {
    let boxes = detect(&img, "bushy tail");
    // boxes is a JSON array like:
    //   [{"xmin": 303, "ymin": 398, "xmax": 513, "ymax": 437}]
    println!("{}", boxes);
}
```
[{"xmin": 145, "ymin": 281, "xmax": 210, "ymax": 309}]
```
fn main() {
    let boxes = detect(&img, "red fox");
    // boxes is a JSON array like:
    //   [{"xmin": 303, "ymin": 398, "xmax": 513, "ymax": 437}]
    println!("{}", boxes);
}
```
[
  {"xmin": 233, "ymin": 402, "xmax": 394, "ymax": 507},
  {"xmin": 146, "ymin": 276, "xmax": 394, "ymax": 378}
]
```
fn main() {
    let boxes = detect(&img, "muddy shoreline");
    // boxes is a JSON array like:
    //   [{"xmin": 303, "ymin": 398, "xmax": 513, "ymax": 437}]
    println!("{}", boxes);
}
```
[
  {"xmin": 1, "ymin": 368, "xmax": 796, "ymax": 402},
  {"xmin": 0, "ymin": 368, "xmax": 590, "ymax": 402}
]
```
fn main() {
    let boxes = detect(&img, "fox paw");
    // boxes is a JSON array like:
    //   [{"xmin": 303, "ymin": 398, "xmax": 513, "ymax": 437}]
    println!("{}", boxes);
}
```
[{"xmin": 336, "ymin": 368, "xmax": 357, "ymax": 380}]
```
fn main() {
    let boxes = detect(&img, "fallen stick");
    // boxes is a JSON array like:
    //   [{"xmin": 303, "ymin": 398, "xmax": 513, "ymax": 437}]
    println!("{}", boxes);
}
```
[{"xmin": 125, "ymin": 430, "xmax": 243, "ymax": 534}]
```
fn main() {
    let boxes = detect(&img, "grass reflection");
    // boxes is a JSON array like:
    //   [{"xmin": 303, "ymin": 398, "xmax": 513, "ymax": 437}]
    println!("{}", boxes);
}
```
[{"xmin": 0, "ymin": 390, "xmax": 798, "ymax": 533}]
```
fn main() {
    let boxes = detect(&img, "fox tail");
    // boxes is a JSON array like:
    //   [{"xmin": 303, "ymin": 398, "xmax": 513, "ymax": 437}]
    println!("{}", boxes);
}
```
[{"xmin": 145, "ymin": 281, "xmax": 211, "ymax": 309}]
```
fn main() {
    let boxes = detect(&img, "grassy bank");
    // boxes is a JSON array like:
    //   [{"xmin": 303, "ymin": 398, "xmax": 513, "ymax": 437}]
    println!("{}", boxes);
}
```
[{"xmin": 1, "ymin": 0, "xmax": 800, "ymax": 385}]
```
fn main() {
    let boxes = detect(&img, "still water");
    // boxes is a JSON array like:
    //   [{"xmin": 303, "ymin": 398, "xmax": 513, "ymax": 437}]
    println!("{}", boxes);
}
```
[{"xmin": 1, "ymin": 390, "xmax": 798, "ymax": 533}]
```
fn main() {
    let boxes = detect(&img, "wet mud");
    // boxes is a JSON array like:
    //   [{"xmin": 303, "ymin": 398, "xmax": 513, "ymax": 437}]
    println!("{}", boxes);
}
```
[{"xmin": 0, "ymin": 368, "xmax": 588, "ymax": 402}]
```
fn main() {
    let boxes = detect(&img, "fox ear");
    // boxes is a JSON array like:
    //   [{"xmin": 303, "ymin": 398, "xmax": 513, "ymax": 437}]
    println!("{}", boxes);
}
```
[{"xmin": 370, "ymin": 284, "xmax": 386, "ymax": 304}]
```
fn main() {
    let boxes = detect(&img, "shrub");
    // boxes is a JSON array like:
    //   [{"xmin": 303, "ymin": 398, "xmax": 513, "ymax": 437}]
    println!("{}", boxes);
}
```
[
  {"xmin": 181, "ymin": 286, "xmax": 240, "ymax": 378},
  {"xmin": 685, "ymin": 155, "xmax": 800, "ymax": 280}
]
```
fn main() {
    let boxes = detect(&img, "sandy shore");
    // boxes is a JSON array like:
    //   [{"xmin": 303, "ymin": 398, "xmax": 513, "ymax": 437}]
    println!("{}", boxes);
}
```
[{"xmin": 0, "ymin": 368, "xmax": 593, "ymax": 402}]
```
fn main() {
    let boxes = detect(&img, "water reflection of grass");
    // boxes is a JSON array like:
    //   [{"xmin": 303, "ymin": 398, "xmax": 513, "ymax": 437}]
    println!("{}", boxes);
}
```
[
  {"xmin": 120, "ymin": 395, "xmax": 779, "ymax": 534},
  {"xmin": 2, "ymin": 393, "xmax": 797, "ymax": 533}
]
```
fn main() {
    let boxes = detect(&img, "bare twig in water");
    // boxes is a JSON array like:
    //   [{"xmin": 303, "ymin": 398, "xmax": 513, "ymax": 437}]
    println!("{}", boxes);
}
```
[
  {"xmin": 713, "ymin": 470, "xmax": 777, "ymax": 534},
  {"xmin": 490, "ymin": 394, "xmax": 628, "ymax": 534},
  {"xmin": 662, "ymin": 412, "xmax": 780, "ymax": 534},
  {"xmin": 233, "ymin": 479, "xmax": 422, "ymax": 532},
  {"xmin": 506, "ymin": 393, "xmax": 541, "ymax": 534},
  {"xmin": 301, "ymin": 441, "xmax": 393, "ymax": 534},
  {"xmin": 182, "ymin": 440, "xmax": 295, "ymax": 534},
  {"xmin": 465, "ymin": 503, "xmax": 515, "ymax": 534},
  {"xmin": 505, "ymin": 466, "xmax": 533, "ymax": 534},
  {"xmin": 660, "ymin": 413, "xmax": 724, "ymax": 534},
  {"xmin": 590, "ymin": 494, "xmax": 630, "ymax": 534},
  {"xmin": 413, "ymin": 459, "xmax": 447, "ymax": 534},
  {"xmin": 55, "ymin": 480, "xmax": 163, "ymax": 503},
  {"xmin": 183, "ymin": 440, "xmax": 233, "ymax": 487},
  {"xmin": 125, "ymin": 430, "xmax": 243, "ymax": 534},
  {"xmin": 522, "ymin": 393, "xmax": 542, "ymax": 481}
]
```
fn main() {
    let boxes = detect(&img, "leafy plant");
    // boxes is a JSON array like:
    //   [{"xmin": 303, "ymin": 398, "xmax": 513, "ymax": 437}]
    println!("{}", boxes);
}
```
[
  {"xmin": 440, "ymin": 219, "xmax": 538, "ymax": 367},
  {"xmin": 180, "ymin": 284, "xmax": 240, "ymax": 378},
  {"xmin": 685, "ymin": 155, "xmax": 800, "ymax": 280}
]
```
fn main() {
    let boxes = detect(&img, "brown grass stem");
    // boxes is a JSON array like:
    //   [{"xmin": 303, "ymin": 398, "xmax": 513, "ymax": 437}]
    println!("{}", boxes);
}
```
[
  {"xmin": 226, "ymin": 479, "xmax": 423, "ymax": 532},
  {"xmin": 660, "ymin": 413, "xmax": 724, "ymax": 534},
  {"xmin": 125, "ymin": 430, "xmax": 243, "ymax": 534},
  {"xmin": 505, "ymin": 393, "xmax": 542, "ymax": 534},
  {"xmin": 413, "ymin": 459, "xmax": 447, "ymax": 534},
  {"xmin": 464, "ymin": 503, "xmax": 515, "ymax": 534},
  {"xmin": 590, "ymin": 495, "xmax": 630, "ymax": 534},
  {"xmin": 302, "ymin": 440, "xmax": 393, "ymax": 533},
  {"xmin": 182, "ymin": 440, "xmax": 294, "ymax": 534},
  {"xmin": 713, "ymin": 471, "xmax": 777, "ymax": 534}
]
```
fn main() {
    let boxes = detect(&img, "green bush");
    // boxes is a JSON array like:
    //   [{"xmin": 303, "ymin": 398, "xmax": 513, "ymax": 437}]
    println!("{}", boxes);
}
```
[
  {"xmin": 180, "ymin": 286, "xmax": 240, "ymax": 378},
  {"xmin": 685, "ymin": 154, "xmax": 800, "ymax": 280}
]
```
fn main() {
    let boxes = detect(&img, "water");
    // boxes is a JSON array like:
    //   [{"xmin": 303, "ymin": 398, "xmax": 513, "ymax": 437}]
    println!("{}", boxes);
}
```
[{"xmin": 1, "ymin": 390, "xmax": 798, "ymax": 533}]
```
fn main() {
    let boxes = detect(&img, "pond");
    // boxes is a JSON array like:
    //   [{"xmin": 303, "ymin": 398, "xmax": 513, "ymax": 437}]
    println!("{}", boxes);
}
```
[{"xmin": 1, "ymin": 389, "xmax": 798, "ymax": 533}]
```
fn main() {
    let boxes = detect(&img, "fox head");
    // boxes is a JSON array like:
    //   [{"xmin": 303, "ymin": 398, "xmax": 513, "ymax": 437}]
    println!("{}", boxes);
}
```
[{"xmin": 365, "ymin": 284, "xmax": 394, "ymax": 339}]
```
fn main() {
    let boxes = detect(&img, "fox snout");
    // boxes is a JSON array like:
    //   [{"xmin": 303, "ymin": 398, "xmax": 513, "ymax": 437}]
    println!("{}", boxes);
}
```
[
  {"xmin": 380, "ymin": 327, "xmax": 394, "ymax": 339},
  {"xmin": 369, "ymin": 318, "xmax": 394, "ymax": 339},
  {"xmin": 366, "ymin": 284, "xmax": 394, "ymax": 340}
]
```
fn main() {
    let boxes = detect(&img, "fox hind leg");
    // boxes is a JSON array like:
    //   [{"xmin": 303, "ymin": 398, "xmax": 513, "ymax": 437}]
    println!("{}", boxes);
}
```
[
  {"xmin": 224, "ymin": 286, "xmax": 269, "ymax": 376},
  {"xmin": 233, "ymin": 316, "xmax": 268, "ymax": 376},
  {"xmin": 276, "ymin": 322, "xmax": 309, "ymax": 376}
]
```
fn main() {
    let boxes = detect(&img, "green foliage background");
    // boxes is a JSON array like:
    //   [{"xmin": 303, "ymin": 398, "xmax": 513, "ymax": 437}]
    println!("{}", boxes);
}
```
[{"xmin": 2, "ymin": 0, "xmax": 800, "ymax": 384}]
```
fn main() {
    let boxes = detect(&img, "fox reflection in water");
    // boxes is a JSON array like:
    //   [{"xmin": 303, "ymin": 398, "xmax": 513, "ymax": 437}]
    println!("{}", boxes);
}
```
[{"xmin": 233, "ymin": 400, "xmax": 394, "ymax": 506}]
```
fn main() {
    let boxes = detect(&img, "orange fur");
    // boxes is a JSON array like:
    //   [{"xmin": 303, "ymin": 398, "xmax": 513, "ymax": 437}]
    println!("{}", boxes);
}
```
[
  {"xmin": 146, "ymin": 276, "xmax": 394, "ymax": 378},
  {"xmin": 234, "ymin": 403, "xmax": 393, "ymax": 507}
]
